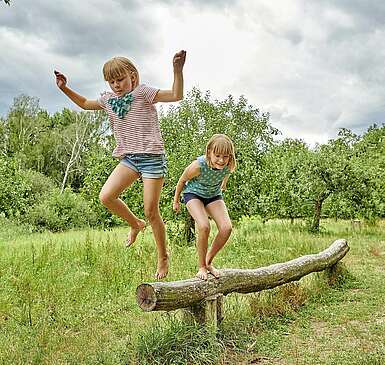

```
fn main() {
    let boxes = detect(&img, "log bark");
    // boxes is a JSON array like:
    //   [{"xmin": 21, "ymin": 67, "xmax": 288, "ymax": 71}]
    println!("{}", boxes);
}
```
[{"xmin": 137, "ymin": 239, "xmax": 349, "ymax": 312}]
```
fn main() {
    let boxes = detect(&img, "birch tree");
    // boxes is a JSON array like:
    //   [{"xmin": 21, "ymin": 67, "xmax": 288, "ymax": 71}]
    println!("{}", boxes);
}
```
[{"xmin": 56, "ymin": 111, "xmax": 107, "ymax": 193}]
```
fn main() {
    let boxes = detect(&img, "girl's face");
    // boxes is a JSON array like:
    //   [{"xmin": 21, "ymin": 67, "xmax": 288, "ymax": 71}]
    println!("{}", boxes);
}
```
[
  {"xmin": 209, "ymin": 150, "xmax": 230, "ymax": 170},
  {"xmin": 108, "ymin": 73, "xmax": 135, "ymax": 96}
]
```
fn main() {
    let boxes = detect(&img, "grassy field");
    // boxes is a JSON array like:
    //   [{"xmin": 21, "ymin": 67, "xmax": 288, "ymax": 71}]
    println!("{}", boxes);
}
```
[{"xmin": 0, "ymin": 217, "xmax": 384, "ymax": 364}]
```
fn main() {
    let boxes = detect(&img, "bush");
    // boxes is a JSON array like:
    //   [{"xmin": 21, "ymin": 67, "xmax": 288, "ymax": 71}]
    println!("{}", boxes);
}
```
[
  {"xmin": 24, "ymin": 188, "xmax": 97, "ymax": 231},
  {"xmin": 81, "ymin": 147, "xmax": 144, "ymax": 227},
  {"xmin": 19, "ymin": 169, "xmax": 56, "ymax": 201},
  {"xmin": 0, "ymin": 157, "xmax": 58, "ymax": 218}
]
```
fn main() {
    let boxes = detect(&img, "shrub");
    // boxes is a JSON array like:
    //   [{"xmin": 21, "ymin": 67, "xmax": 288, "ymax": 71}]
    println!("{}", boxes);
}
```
[
  {"xmin": 81, "ymin": 148, "xmax": 144, "ymax": 227},
  {"xmin": 19, "ymin": 169, "xmax": 56, "ymax": 201},
  {"xmin": 24, "ymin": 188, "xmax": 97, "ymax": 231},
  {"xmin": 0, "ymin": 157, "xmax": 57, "ymax": 218},
  {"xmin": 0, "ymin": 158, "xmax": 33, "ymax": 217}
]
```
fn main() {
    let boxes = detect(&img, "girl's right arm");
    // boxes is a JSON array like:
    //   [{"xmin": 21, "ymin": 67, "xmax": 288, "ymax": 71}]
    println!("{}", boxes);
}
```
[
  {"xmin": 221, "ymin": 175, "xmax": 229, "ymax": 191},
  {"xmin": 154, "ymin": 50, "xmax": 186, "ymax": 103},
  {"xmin": 54, "ymin": 70, "xmax": 102, "ymax": 110},
  {"xmin": 173, "ymin": 160, "xmax": 200, "ymax": 213}
]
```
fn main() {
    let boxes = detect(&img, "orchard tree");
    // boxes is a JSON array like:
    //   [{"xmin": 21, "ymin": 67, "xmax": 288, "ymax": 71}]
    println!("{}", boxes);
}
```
[
  {"xmin": 303, "ymin": 130, "xmax": 372, "ymax": 232},
  {"xmin": 322, "ymin": 125, "xmax": 385, "ymax": 223},
  {"xmin": 260, "ymin": 129, "xmax": 372, "ymax": 232},
  {"xmin": 160, "ymin": 88, "xmax": 278, "ymax": 241},
  {"xmin": 350, "ymin": 124, "xmax": 385, "ymax": 220},
  {"xmin": 259, "ymin": 139, "xmax": 311, "ymax": 222}
]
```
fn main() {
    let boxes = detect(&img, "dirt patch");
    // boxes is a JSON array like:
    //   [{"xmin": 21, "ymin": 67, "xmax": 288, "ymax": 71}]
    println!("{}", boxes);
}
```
[{"xmin": 220, "ymin": 349, "xmax": 286, "ymax": 365}]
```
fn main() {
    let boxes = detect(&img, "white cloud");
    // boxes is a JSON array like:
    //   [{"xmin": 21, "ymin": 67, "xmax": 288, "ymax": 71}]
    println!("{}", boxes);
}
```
[{"xmin": 1, "ymin": 0, "xmax": 385, "ymax": 145}]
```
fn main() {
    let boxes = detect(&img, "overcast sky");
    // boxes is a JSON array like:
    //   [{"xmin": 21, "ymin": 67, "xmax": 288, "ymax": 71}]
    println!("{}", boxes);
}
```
[{"xmin": 1, "ymin": 0, "xmax": 385, "ymax": 145}]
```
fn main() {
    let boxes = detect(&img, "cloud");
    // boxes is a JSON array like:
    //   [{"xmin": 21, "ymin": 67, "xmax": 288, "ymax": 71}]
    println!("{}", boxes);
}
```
[
  {"xmin": 0, "ymin": 0, "xmax": 160, "ymax": 114},
  {"xmin": 1, "ymin": 0, "xmax": 384, "ymax": 145},
  {"xmin": 227, "ymin": 1, "xmax": 385, "ymax": 143},
  {"xmin": 0, "ymin": 0, "xmax": 157, "ymax": 57}
]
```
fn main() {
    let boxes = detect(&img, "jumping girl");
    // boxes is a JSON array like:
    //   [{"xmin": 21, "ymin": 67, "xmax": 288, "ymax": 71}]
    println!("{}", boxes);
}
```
[{"xmin": 55, "ymin": 50, "xmax": 186, "ymax": 279}]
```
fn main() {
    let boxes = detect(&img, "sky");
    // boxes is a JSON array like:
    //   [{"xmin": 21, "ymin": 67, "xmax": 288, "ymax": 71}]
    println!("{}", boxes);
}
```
[{"xmin": 1, "ymin": 0, "xmax": 385, "ymax": 145}]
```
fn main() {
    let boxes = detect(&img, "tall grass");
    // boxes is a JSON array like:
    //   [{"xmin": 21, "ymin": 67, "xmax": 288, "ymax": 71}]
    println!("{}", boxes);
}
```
[{"xmin": 0, "ymin": 217, "xmax": 384, "ymax": 364}]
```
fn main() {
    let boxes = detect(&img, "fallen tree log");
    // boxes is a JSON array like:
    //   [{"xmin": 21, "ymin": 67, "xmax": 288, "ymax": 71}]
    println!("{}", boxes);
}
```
[{"xmin": 137, "ymin": 239, "xmax": 349, "ymax": 312}]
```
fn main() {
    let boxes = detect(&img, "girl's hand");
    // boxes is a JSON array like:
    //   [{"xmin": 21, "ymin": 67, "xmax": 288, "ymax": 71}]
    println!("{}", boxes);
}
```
[
  {"xmin": 173, "ymin": 50, "xmax": 186, "ymax": 73},
  {"xmin": 54, "ymin": 70, "xmax": 67, "ymax": 89},
  {"xmin": 173, "ymin": 200, "xmax": 180, "ymax": 213}
]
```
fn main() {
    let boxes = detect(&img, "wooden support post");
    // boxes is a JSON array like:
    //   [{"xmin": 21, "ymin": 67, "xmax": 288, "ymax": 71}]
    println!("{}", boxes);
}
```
[
  {"xmin": 183, "ymin": 294, "xmax": 223, "ymax": 331},
  {"xmin": 324, "ymin": 261, "xmax": 347, "ymax": 286},
  {"xmin": 217, "ymin": 294, "xmax": 224, "ymax": 324}
]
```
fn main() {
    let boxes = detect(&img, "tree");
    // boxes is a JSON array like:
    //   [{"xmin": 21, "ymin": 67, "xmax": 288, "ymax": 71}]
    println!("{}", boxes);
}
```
[
  {"xmin": 160, "ymin": 88, "xmax": 278, "ymax": 241},
  {"xmin": 54, "ymin": 111, "xmax": 107, "ymax": 193},
  {"xmin": 2, "ymin": 96, "xmax": 108, "ymax": 190},
  {"xmin": 259, "ymin": 129, "xmax": 373, "ymax": 232},
  {"xmin": 3, "ymin": 95, "xmax": 45, "ymax": 158},
  {"xmin": 0, "ymin": 118, "xmax": 6, "ymax": 157},
  {"xmin": 1, "ymin": 0, "xmax": 11, "ymax": 5},
  {"xmin": 259, "ymin": 139, "xmax": 311, "ymax": 222}
]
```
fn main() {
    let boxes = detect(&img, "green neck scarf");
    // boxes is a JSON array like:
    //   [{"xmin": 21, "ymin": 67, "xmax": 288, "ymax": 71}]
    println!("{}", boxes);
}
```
[{"xmin": 107, "ymin": 92, "xmax": 134, "ymax": 119}]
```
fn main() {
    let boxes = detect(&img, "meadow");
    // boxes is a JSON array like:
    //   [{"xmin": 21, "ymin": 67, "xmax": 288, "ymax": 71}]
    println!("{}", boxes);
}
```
[{"xmin": 0, "ymin": 217, "xmax": 384, "ymax": 364}]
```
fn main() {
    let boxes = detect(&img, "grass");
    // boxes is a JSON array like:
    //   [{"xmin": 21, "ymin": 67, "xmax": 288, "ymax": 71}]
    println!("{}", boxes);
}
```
[{"xmin": 0, "ymin": 216, "xmax": 384, "ymax": 364}]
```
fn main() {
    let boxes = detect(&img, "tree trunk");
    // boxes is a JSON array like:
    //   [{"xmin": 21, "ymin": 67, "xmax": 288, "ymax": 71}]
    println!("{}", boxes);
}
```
[
  {"xmin": 136, "ymin": 239, "xmax": 349, "ymax": 312},
  {"xmin": 184, "ymin": 212, "xmax": 195, "ymax": 244},
  {"xmin": 310, "ymin": 198, "xmax": 324, "ymax": 232}
]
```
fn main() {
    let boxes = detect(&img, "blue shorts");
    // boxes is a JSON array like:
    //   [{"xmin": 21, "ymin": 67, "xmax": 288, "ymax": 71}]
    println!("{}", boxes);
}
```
[
  {"xmin": 120, "ymin": 153, "xmax": 167, "ymax": 179},
  {"xmin": 183, "ymin": 192, "xmax": 223, "ymax": 206}
]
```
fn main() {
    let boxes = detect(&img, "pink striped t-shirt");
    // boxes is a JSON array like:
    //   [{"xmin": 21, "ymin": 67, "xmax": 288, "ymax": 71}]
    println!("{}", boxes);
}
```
[{"xmin": 98, "ymin": 84, "xmax": 165, "ymax": 158}]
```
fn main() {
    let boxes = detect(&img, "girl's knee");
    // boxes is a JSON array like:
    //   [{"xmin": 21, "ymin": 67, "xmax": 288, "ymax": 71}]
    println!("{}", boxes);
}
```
[
  {"xmin": 144, "ymin": 206, "xmax": 160, "ymax": 221},
  {"xmin": 99, "ymin": 191, "xmax": 111, "ymax": 206},
  {"xmin": 197, "ymin": 223, "xmax": 210, "ymax": 235},
  {"xmin": 219, "ymin": 223, "xmax": 232, "ymax": 237}
]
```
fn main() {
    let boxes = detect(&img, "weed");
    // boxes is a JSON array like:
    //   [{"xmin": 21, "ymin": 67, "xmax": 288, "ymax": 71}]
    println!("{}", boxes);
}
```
[{"xmin": 136, "ymin": 315, "xmax": 224, "ymax": 365}]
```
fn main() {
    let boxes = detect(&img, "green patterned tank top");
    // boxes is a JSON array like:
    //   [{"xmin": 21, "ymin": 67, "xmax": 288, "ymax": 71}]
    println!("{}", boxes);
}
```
[{"xmin": 184, "ymin": 155, "xmax": 229, "ymax": 198}]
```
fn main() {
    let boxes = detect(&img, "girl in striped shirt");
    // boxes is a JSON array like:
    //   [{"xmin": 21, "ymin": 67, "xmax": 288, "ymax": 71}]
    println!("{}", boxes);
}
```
[{"xmin": 54, "ymin": 50, "xmax": 186, "ymax": 279}]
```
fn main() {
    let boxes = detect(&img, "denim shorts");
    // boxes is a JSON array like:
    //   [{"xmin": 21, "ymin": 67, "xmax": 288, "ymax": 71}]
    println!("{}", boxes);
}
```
[
  {"xmin": 183, "ymin": 192, "xmax": 223, "ymax": 206},
  {"xmin": 120, "ymin": 153, "xmax": 167, "ymax": 179}
]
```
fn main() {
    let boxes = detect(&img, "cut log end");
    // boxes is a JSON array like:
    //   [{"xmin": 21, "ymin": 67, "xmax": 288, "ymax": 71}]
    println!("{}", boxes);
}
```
[{"xmin": 136, "ymin": 284, "xmax": 157, "ymax": 311}]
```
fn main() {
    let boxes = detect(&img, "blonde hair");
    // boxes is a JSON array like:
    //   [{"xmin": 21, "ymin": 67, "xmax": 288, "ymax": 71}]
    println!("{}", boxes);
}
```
[
  {"xmin": 205, "ymin": 134, "xmax": 236, "ymax": 172},
  {"xmin": 102, "ymin": 56, "xmax": 140, "ymax": 88}
]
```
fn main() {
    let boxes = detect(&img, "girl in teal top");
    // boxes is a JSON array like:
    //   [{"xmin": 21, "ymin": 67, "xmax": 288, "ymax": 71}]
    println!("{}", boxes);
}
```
[{"xmin": 173, "ymin": 134, "xmax": 236, "ymax": 280}]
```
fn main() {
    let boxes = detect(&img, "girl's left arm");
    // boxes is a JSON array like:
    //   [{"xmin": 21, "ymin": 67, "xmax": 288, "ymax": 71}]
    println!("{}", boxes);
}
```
[
  {"xmin": 154, "ymin": 50, "xmax": 186, "ymax": 103},
  {"xmin": 221, "ymin": 175, "xmax": 229, "ymax": 191}
]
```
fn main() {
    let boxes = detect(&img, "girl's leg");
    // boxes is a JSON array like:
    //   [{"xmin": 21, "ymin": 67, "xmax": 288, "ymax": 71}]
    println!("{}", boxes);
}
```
[
  {"xmin": 205, "ymin": 200, "xmax": 232, "ymax": 278},
  {"xmin": 186, "ymin": 200, "xmax": 211, "ymax": 280},
  {"xmin": 99, "ymin": 164, "xmax": 146, "ymax": 246},
  {"xmin": 143, "ymin": 178, "xmax": 168, "ymax": 279}
]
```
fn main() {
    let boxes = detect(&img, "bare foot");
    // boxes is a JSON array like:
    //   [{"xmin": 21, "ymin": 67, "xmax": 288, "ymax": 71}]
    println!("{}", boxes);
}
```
[
  {"xmin": 196, "ymin": 267, "xmax": 208, "ymax": 281},
  {"xmin": 155, "ymin": 254, "xmax": 169, "ymax": 280},
  {"xmin": 206, "ymin": 264, "xmax": 220, "ymax": 278},
  {"xmin": 125, "ymin": 219, "xmax": 146, "ymax": 247}
]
